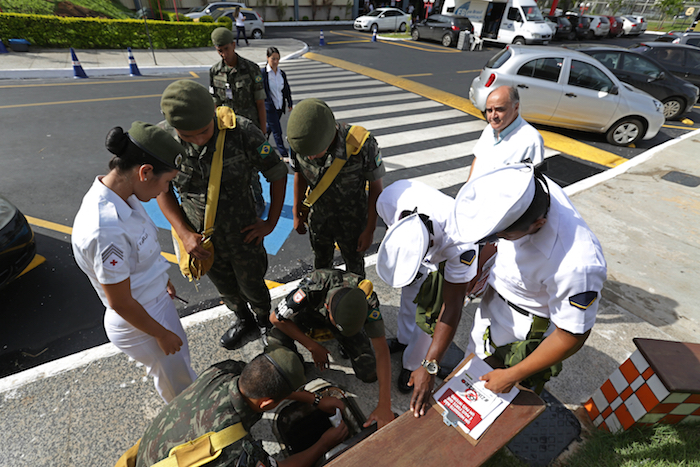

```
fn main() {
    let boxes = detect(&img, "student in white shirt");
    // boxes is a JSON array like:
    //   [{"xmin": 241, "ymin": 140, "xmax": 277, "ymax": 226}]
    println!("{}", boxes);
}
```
[
  {"xmin": 234, "ymin": 7, "xmax": 249, "ymax": 46},
  {"xmin": 261, "ymin": 47, "xmax": 293, "ymax": 158},
  {"xmin": 72, "ymin": 122, "xmax": 197, "ymax": 403}
]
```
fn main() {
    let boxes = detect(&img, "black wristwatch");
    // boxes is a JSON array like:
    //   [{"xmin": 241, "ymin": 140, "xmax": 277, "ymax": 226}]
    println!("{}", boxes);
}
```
[
  {"xmin": 421, "ymin": 359, "xmax": 440, "ymax": 376},
  {"xmin": 312, "ymin": 393, "xmax": 321, "ymax": 407}
]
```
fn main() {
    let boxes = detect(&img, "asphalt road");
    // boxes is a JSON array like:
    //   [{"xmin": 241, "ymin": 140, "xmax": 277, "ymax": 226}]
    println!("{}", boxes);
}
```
[{"xmin": 1, "ymin": 26, "xmax": 699, "ymax": 378}]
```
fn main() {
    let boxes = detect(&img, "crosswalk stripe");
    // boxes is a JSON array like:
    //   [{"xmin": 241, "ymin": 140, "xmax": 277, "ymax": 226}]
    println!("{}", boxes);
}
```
[
  {"xmin": 294, "ymin": 85, "xmax": 403, "ymax": 100},
  {"xmin": 293, "ymin": 79, "xmax": 390, "ymax": 92},
  {"xmin": 374, "ymin": 120, "xmax": 485, "ymax": 148},
  {"xmin": 333, "ymin": 99, "xmax": 443, "ymax": 119}
]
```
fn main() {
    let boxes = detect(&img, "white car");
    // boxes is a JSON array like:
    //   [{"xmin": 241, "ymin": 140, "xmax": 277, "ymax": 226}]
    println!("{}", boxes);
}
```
[
  {"xmin": 354, "ymin": 7, "xmax": 411, "ymax": 33},
  {"xmin": 630, "ymin": 15, "xmax": 648, "ymax": 33},
  {"xmin": 214, "ymin": 8, "xmax": 265, "ymax": 39},
  {"xmin": 586, "ymin": 15, "xmax": 610, "ymax": 38},
  {"xmin": 185, "ymin": 2, "xmax": 246, "ymax": 19},
  {"xmin": 621, "ymin": 16, "xmax": 643, "ymax": 36},
  {"xmin": 469, "ymin": 45, "xmax": 664, "ymax": 146}
]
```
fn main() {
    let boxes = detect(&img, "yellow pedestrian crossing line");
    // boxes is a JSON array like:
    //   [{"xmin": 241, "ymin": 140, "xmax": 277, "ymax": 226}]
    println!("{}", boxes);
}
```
[
  {"xmin": 398, "ymin": 73, "xmax": 433, "ymax": 77},
  {"xmin": 0, "ymin": 94, "xmax": 162, "ymax": 109},
  {"xmin": 662, "ymin": 124, "xmax": 699, "ymax": 130},
  {"xmin": 457, "ymin": 69, "xmax": 482, "ymax": 73},
  {"xmin": 304, "ymin": 52, "xmax": 628, "ymax": 168}
]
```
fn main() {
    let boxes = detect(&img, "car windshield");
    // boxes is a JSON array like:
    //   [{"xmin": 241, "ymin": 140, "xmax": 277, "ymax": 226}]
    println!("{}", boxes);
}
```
[
  {"xmin": 522, "ymin": 5, "xmax": 544, "ymax": 21},
  {"xmin": 187, "ymin": 6, "xmax": 204, "ymax": 12},
  {"xmin": 365, "ymin": 10, "xmax": 381, "ymax": 16}
]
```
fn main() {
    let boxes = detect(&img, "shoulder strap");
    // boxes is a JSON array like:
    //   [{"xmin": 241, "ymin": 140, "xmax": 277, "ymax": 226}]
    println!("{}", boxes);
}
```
[
  {"xmin": 151, "ymin": 423, "xmax": 247, "ymax": 467},
  {"xmin": 202, "ymin": 107, "xmax": 237, "ymax": 236},
  {"xmin": 302, "ymin": 125, "xmax": 370, "ymax": 208}
]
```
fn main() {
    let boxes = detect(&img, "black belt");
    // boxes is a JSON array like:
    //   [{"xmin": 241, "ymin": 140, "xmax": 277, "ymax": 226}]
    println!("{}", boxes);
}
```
[{"xmin": 496, "ymin": 292, "xmax": 531, "ymax": 317}]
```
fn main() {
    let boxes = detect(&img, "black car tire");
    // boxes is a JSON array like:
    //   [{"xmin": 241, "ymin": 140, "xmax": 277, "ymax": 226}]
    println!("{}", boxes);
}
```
[
  {"xmin": 399, "ymin": 22, "xmax": 407, "ymax": 32},
  {"xmin": 512, "ymin": 36, "xmax": 526, "ymax": 45},
  {"xmin": 442, "ymin": 33, "xmax": 453, "ymax": 47},
  {"xmin": 662, "ymin": 97, "xmax": 685, "ymax": 120},
  {"xmin": 252, "ymin": 29, "xmax": 263, "ymax": 39},
  {"xmin": 567, "ymin": 31, "xmax": 576, "ymax": 41},
  {"xmin": 606, "ymin": 117, "xmax": 644, "ymax": 146},
  {"xmin": 586, "ymin": 29, "xmax": 594, "ymax": 40},
  {"xmin": 411, "ymin": 28, "xmax": 420, "ymax": 40},
  {"xmin": 371, "ymin": 23, "xmax": 378, "ymax": 33}
]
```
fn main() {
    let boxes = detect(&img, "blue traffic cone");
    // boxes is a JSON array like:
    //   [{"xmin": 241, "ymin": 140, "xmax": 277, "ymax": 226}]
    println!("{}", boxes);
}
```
[
  {"xmin": 70, "ymin": 47, "xmax": 88, "ymax": 79},
  {"xmin": 319, "ymin": 29, "xmax": 325, "ymax": 46},
  {"xmin": 0, "ymin": 40, "xmax": 8, "ymax": 54},
  {"xmin": 371, "ymin": 30, "xmax": 377, "ymax": 42},
  {"xmin": 127, "ymin": 47, "xmax": 141, "ymax": 76}
]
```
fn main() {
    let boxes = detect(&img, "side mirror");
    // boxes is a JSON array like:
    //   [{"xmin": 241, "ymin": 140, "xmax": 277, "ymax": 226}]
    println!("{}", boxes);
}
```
[{"xmin": 609, "ymin": 85, "xmax": 619, "ymax": 95}]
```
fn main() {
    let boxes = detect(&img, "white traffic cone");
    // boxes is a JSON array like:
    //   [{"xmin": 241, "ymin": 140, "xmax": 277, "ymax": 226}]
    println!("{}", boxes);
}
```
[{"xmin": 127, "ymin": 47, "xmax": 141, "ymax": 76}]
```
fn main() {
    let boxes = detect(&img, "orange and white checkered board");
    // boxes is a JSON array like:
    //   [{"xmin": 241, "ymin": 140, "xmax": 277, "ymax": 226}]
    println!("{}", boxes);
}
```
[{"xmin": 583, "ymin": 349, "xmax": 700, "ymax": 432}]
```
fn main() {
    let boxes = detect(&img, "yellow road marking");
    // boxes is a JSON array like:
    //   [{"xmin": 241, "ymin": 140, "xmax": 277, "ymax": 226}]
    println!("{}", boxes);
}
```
[
  {"xmin": 327, "ymin": 40, "xmax": 371, "ymax": 44},
  {"xmin": 662, "ymin": 124, "xmax": 699, "ymax": 130},
  {"xmin": 0, "ymin": 94, "xmax": 162, "ymax": 110},
  {"xmin": 25, "ymin": 215, "xmax": 282, "ymax": 289},
  {"xmin": 681, "ymin": 118, "xmax": 695, "ymax": 125},
  {"xmin": 189, "ymin": 71, "xmax": 199, "ymax": 78},
  {"xmin": 304, "ymin": 52, "xmax": 627, "ymax": 168},
  {"xmin": 457, "ymin": 69, "xmax": 482, "ymax": 73},
  {"xmin": 0, "ymin": 77, "xmax": 187, "ymax": 89},
  {"xmin": 398, "ymin": 73, "xmax": 433, "ymax": 77},
  {"xmin": 18, "ymin": 255, "xmax": 46, "ymax": 278}
]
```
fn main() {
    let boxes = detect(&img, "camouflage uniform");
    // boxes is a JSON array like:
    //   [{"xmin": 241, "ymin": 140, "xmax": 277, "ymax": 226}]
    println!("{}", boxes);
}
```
[
  {"xmin": 210, "ymin": 54, "xmax": 266, "ymax": 128},
  {"xmin": 290, "ymin": 123, "xmax": 385, "ymax": 277},
  {"xmin": 210, "ymin": 54, "xmax": 268, "ymax": 217},
  {"xmin": 266, "ymin": 269, "xmax": 384, "ymax": 383},
  {"xmin": 135, "ymin": 360, "xmax": 273, "ymax": 467},
  {"xmin": 161, "ymin": 117, "xmax": 288, "ymax": 322}
]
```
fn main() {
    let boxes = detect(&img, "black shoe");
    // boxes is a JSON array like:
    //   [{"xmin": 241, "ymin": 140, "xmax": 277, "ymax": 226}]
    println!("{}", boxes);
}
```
[
  {"xmin": 220, "ymin": 318, "xmax": 257, "ymax": 350},
  {"xmin": 397, "ymin": 368, "xmax": 412, "ymax": 394},
  {"xmin": 387, "ymin": 337, "xmax": 407, "ymax": 354}
]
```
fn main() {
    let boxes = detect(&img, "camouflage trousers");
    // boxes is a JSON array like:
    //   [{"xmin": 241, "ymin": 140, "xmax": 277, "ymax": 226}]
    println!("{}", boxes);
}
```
[
  {"xmin": 208, "ymin": 229, "xmax": 271, "ymax": 323},
  {"xmin": 308, "ymin": 208, "xmax": 366, "ymax": 278},
  {"xmin": 266, "ymin": 312, "xmax": 377, "ymax": 383}
]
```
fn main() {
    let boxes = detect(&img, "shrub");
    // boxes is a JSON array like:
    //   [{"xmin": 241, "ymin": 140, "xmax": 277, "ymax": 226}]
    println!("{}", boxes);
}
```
[
  {"xmin": 0, "ymin": 0, "xmax": 52, "ymax": 15},
  {"xmin": 302, "ymin": 15, "xmax": 308, "ymax": 20},
  {"xmin": 216, "ymin": 15, "xmax": 233, "ymax": 29},
  {"xmin": 334, "ymin": 15, "xmax": 339, "ymax": 20},
  {"xmin": 199, "ymin": 15, "xmax": 214, "ymax": 22},
  {"xmin": 0, "ymin": 12, "xmax": 218, "ymax": 48}
]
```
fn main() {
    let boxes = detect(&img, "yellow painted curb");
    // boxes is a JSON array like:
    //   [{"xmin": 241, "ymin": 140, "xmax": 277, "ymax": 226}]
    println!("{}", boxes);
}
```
[
  {"xmin": 303, "ymin": 52, "xmax": 628, "ymax": 169},
  {"xmin": 18, "ymin": 254, "xmax": 46, "ymax": 278}
]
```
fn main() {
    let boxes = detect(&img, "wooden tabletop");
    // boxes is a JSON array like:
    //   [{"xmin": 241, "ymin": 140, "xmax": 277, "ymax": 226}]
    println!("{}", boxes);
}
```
[
  {"xmin": 634, "ymin": 338, "xmax": 700, "ymax": 393},
  {"xmin": 326, "ymin": 388, "xmax": 546, "ymax": 467}
]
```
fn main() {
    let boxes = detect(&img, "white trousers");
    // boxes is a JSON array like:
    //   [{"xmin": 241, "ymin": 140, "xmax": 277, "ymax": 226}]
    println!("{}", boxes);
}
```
[
  {"xmin": 397, "ymin": 266, "xmax": 434, "ymax": 371},
  {"xmin": 104, "ymin": 290, "xmax": 197, "ymax": 403}
]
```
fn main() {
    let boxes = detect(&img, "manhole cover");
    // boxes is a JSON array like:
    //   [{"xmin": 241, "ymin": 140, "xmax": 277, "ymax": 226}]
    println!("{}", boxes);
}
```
[{"xmin": 661, "ymin": 171, "xmax": 700, "ymax": 188}]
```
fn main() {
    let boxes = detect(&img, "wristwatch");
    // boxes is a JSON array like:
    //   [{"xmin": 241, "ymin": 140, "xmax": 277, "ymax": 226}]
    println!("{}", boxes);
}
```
[
  {"xmin": 312, "ymin": 393, "xmax": 321, "ymax": 407},
  {"xmin": 421, "ymin": 359, "xmax": 440, "ymax": 376}
]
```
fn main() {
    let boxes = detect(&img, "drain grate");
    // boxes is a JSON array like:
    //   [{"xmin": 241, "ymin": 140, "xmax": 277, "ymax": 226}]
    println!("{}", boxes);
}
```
[
  {"xmin": 661, "ymin": 171, "xmax": 700, "ymax": 188},
  {"xmin": 506, "ymin": 389, "xmax": 581, "ymax": 466}
]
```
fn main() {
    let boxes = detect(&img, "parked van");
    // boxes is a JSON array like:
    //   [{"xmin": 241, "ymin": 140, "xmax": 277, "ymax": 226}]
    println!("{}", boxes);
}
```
[{"xmin": 442, "ymin": 0, "xmax": 552, "ymax": 45}]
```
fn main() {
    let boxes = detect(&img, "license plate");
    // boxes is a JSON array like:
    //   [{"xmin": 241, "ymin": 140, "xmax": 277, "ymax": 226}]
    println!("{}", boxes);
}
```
[{"xmin": 543, "ymin": 41, "xmax": 549, "ymax": 45}]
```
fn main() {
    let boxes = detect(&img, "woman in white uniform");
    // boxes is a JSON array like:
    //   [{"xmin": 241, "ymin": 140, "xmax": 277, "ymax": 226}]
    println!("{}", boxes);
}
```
[{"xmin": 72, "ymin": 122, "xmax": 197, "ymax": 403}]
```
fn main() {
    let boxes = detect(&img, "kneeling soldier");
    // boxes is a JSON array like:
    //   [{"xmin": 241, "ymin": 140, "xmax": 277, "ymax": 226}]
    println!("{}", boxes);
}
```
[{"xmin": 266, "ymin": 268, "xmax": 394, "ymax": 429}]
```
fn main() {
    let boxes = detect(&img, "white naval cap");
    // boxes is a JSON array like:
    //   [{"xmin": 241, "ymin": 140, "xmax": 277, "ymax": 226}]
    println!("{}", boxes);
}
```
[
  {"xmin": 454, "ymin": 163, "xmax": 536, "ymax": 243},
  {"xmin": 376, "ymin": 213, "xmax": 429, "ymax": 288}
]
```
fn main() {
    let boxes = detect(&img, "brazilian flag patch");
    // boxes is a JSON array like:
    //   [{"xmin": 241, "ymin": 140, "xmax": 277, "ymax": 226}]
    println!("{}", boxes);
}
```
[
  {"xmin": 255, "ymin": 75, "xmax": 262, "ymax": 83},
  {"xmin": 460, "ymin": 250, "xmax": 476, "ymax": 266},
  {"xmin": 569, "ymin": 291, "xmax": 598, "ymax": 310},
  {"xmin": 367, "ymin": 307, "xmax": 382, "ymax": 322},
  {"xmin": 257, "ymin": 142, "xmax": 273, "ymax": 158},
  {"xmin": 375, "ymin": 152, "xmax": 382, "ymax": 166}
]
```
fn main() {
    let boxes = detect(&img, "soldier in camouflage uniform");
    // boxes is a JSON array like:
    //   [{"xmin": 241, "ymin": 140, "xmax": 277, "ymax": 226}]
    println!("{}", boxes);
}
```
[
  {"xmin": 134, "ymin": 348, "xmax": 348, "ymax": 467},
  {"xmin": 266, "ymin": 268, "xmax": 395, "ymax": 429},
  {"xmin": 287, "ymin": 98, "xmax": 384, "ymax": 277},
  {"xmin": 209, "ymin": 27, "xmax": 268, "ymax": 217},
  {"xmin": 156, "ymin": 80, "xmax": 288, "ymax": 350}
]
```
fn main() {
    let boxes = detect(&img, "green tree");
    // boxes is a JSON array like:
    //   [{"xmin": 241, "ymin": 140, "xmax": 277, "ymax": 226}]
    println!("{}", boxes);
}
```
[
  {"xmin": 658, "ymin": 0, "xmax": 684, "ymax": 26},
  {"xmin": 608, "ymin": 0, "xmax": 626, "ymax": 15}
]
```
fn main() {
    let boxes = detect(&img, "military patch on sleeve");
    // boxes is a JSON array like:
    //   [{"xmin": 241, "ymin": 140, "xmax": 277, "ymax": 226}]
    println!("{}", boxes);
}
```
[
  {"xmin": 367, "ymin": 307, "xmax": 382, "ymax": 322},
  {"xmin": 374, "ymin": 152, "xmax": 382, "ymax": 166},
  {"xmin": 101, "ymin": 243, "xmax": 125, "ymax": 270},
  {"xmin": 569, "ymin": 291, "xmax": 598, "ymax": 310},
  {"xmin": 255, "ymin": 75, "xmax": 263, "ymax": 83},
  {"xmin": 257, "ymin": 142, "xmax": 273, "ymax": 159},
  {"xmin": 460, "ymin": 250, "xmax": 476, "ymax": 266},
  {"xmin": 293, "ymin": 289, "xmax": 306, "ymax": 304}
]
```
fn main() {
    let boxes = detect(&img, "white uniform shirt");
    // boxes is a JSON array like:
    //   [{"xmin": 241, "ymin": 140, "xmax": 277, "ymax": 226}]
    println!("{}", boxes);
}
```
[
  {"xmin": 489, "ymin": 179, "xmax": 607, "ymax": 335},
  {"xmin": 471, "ymin": 115, "xmax": 545, "ymax": 180},
  {"xmin": 72, "ymin": 177, "xmax": 170, "ymax": 309},
  {"xmin": 235, "ymin": 12, "xmax": 245, "ymax": 27},
  {"xmin": 266, "ymin": 64, "xmax": 284, "ymax": 110},
  {"xmin": 377, "ymin": 180, "xmax": 478, "ymax": 284}
]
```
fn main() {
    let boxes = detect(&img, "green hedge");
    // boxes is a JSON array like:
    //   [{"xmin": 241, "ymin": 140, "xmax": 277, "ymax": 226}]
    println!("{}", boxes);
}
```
[{"xmin": 0, "ymin": 12, "xmax": 217, "ymax": 48}]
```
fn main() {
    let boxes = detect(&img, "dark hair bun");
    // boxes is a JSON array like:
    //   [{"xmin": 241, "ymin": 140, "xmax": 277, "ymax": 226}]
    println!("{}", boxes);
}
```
[{"xmin": 105, "ymin": 127, "xmax": 130, "ymax": 156}]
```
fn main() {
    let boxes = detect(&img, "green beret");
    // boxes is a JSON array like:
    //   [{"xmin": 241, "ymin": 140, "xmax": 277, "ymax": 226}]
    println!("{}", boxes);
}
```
[
  {"xmin": 127, "ymin": 121, "xmax": 185, "ymax": 169},
  {"xmin": 160, "ymin": 80, "xmax": 215, "ymax": 131},
  {"xmin": 265, "ymin": 347, "xmax": 306, "ymax": 392},
  {"xmin": 287, "ymin": 98, "xmax": 336, "ymax": 157},
  {"xmin": 328, "ymin": 287, "xmax": 367, "ymax": 337},
  {"xmin": 211, "ymin": 27, "xmax": 234, "ymax": 47}
]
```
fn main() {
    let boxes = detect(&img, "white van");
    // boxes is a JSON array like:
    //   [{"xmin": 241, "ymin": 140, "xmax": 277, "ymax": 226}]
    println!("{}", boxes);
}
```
[{"xmin": 442, "ymin": 0, "xmax": 552, "ymax": 45}]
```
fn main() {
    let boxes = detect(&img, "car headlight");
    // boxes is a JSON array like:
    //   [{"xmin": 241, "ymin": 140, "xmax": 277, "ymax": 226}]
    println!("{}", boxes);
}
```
[
  {"xmin": 532, "ymin": 33, "xmax": 540, "ymax": 38},
  {"xmin": 653, "ymin": 99, "xmax": 662, "ymax": 113}
]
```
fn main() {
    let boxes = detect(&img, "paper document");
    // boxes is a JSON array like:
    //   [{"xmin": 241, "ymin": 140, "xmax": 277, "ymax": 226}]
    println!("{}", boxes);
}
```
[{"xmin": 432, "ymin": 354, "xmax": 519, "ymax": 441}]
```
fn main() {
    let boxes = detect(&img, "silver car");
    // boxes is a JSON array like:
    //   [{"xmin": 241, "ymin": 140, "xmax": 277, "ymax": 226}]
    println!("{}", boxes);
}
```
[
  {"xmin": 354, "ymin": 8, "xmax": 411, "ymax": 33},
  {"xmin": 469, "ymin": 45, "xmax": 664, "ymax": 146}
]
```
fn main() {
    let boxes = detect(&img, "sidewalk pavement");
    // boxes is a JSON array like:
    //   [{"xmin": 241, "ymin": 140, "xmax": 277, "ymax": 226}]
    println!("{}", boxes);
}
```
[
  {"xmin": 0, "ymin": 38, "xmax": 309, "ymax": 79},
  {"xmin": 2, "ymin": 42, "xmax": 700, "ymax": 466}
]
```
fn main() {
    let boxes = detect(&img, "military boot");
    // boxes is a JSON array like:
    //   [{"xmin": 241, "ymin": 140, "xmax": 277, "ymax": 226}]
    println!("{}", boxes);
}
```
[{"xmin": 220, "ymin": 308, "xmax": 257, "ymax": 350}]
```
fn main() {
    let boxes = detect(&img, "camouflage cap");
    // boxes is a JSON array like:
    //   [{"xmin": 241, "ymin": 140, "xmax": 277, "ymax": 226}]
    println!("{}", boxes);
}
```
[
  {"xmin": 286, "ymin": 98, "xmax": 337, "ymax": 157},
  {"xmin": 265, "ymin": 347, "xmax": 306, "ymax": 392},
  {"xmin": 327, "ymin": 287, "xmax": 367, "ymax": 337},
  {"xmin": 160, "ymin": 80, "xmax": 215, "ymax": 131},
  {"xmin": 211, "ymin": 27, "xmax": 234, "ymax": 46},
  {"xmin": 127, "ymin": 121, "xmax": 185, "ymax": 169}
]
